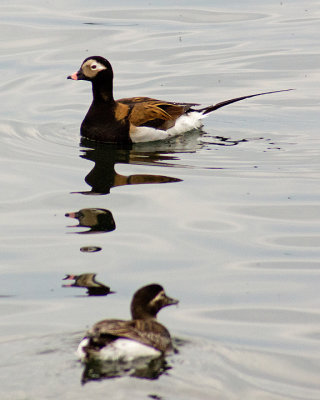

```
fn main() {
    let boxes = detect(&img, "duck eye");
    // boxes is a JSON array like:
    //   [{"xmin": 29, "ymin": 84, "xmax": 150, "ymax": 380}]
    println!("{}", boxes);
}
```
[{"xmin": 91, "ymin": 64, "xmax": 97, "ymax": 70}]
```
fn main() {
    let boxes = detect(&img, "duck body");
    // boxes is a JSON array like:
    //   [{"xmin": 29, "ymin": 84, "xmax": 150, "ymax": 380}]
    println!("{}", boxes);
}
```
[
  {"xmin": 82, "ymin": 93, "xmax": 202, "ymax": 144},
  {"xmin": 68, "ymin": 56, "xmax": 292, "ymax": 144},
  {"xmin": 77, "ymin": 320, "xmax": 167, "ymax": 362},
  {"xmin": 77, "ymin": 284, "xmax": 178, "ymax": 363}
]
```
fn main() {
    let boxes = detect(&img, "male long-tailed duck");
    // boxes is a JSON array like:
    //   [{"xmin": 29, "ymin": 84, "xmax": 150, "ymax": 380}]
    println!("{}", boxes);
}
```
[{"xmin": 68, "ymin": 56, "xmax": 292, "ymax": 144}]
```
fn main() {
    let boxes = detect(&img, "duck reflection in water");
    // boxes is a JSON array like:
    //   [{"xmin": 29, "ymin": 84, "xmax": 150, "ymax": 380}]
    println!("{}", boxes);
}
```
[
  {"xmin": 77, "ymin": 140, "xmax": 182, "ymax": 195},
  {"xmin": 62, "ymin": 273, "xmax": 115, "ymax": 296},
  {"xmin": 78, "ymin": 284, "xmax": 178, "ymax": 383},
  {"xmin": 65, "ymin": 208, "xmax": 115, "ymax": 234},
  {"xmin": 82, "ymin": 353, "xmax": 170, "ymax": 383}
]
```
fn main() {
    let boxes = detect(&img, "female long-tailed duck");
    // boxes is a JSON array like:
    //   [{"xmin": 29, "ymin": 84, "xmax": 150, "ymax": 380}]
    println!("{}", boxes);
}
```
[{"xmin": 77, "ymin": 284, "xmax": 178, "ymax": 363}]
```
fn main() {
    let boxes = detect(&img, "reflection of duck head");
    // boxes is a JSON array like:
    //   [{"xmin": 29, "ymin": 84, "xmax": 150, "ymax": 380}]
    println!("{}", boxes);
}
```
[
  {"xmin": 78, "ymin": 143, "xmax": 182, "ymax": 195},
  {"xmin": 62, "ymin": 273, "xmax": 115, "ymax": 296},
  {"xmin": 65, "ymin": 208, "xmax": 116, "ymax": 234}
]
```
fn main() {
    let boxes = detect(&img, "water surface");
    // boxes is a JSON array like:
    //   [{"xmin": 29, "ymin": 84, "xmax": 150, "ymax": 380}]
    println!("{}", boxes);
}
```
[{"xmin": 0, "ymin": 1, "xmax": 320, "ymax": 399}]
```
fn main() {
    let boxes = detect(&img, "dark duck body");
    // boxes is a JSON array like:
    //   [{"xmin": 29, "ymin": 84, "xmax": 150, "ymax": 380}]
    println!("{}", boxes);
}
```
[
  {"xmin": 68, "ymin": 56, "xmax": 292, "ymax": 144},
  {"xmin": 77, "ymin": 284, "xmax": 178, "ymax": 362},
  {"xmin": 70, "ymin": 57, "xmax": 130, "ymax": 143}
]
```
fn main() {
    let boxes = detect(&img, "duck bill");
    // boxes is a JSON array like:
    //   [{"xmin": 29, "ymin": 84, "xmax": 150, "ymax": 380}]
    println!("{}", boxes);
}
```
[
  {"xmin": 67, "ymin": 70, "xmax": 86, "ymax": 80},
  {"xmin": 165, "ymin": 295, "xmax": 179, "ymax": 306},
  {"xmin": 63, "ymin": 274, "xmax": 77, "ymax": 280},
  {"xmin": 67, "ymin": 72, "xmax": 79, "ymax": 80}
]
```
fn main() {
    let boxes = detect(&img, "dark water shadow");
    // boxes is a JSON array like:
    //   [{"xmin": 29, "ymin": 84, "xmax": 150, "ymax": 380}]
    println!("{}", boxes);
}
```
[
  {"xmin": 75, "ymin": 139, "xmax": 183, "ymax": 195},
  {"xmin": 77, "ymin": 131, "xmax": 248, "ymax": 195},
  {"xmin": 201, "ymin": 135, "xmax": 249, "ymax": 147}
]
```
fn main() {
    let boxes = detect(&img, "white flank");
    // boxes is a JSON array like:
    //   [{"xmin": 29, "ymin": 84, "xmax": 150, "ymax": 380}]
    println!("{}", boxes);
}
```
[
  {"xmin": 130, "ymin": 111, "xmax": 204, "ymax": 143},
  {"xmin": 77, "ymin": 337, "xmax": 161, "ymax": 363},
  {"xmin": 76, "ymin": 338, "xmax": 90, "ymax": 361}
]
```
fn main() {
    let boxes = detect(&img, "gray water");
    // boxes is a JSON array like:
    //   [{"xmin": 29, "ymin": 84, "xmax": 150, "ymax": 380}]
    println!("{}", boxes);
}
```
[{"xmin": 1, "ymin": 0, "xmax": 320, "ymax": 399}]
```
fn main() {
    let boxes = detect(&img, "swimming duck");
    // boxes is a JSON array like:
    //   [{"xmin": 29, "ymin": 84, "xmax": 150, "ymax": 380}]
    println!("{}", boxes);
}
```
[
  {"xmin": 77, "ymin": 284, "xmax": 178, "ymax": 362},
  {"xmin": 63, "ymin": 273, "xmax": 115, "ymax": 296},
  {"xmin": 68, "ymin": 56, "xmax": 292, "ymax": 144}
]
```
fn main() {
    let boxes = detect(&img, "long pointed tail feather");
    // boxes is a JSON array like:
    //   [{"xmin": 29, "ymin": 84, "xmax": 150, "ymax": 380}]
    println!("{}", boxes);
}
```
[{"xmin": 199, "ymin": 89, "xmax": 294, "ymax": 115}]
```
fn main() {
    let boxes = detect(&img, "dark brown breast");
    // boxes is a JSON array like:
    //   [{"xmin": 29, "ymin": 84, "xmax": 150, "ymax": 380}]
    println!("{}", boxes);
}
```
[{"xmin": 81, "ymin": 101, "xmax": 131, "ymax": 143}]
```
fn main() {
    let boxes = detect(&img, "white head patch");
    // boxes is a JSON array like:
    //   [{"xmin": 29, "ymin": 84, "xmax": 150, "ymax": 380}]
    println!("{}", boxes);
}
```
[{"xmin": 82, "ymin": 59, "xmax": 107, "ymax": 78}]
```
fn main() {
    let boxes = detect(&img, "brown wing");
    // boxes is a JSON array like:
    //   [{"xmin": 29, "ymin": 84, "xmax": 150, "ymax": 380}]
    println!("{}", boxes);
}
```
[
  {"xmin": 87, "ymin": 318, "xmax": 173, "ymax": 353},
  {"xmin": 117, "ymin": 97, "xmax": 199, "ymax": 107},
  {"xmin": 134, "ymin": 319, "xmax": 173, "ymax": 353},
  {"xmin": 117, "ymin": 97, "xmax": 199, "ymax": 129}
]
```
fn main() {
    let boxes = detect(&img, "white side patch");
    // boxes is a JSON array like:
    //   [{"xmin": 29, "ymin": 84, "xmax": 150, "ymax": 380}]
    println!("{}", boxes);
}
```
[
  {"xmin": 130, "ymin": 112, "xmax": 204, "ymax": 143},
  {"xmin": 76, "ymin": 337, "xmax": 90, "ymax": 361},
  {"xmin": 77, "ymin": 338, "xmax": 161, "ymax": 363},
  {"xmin": 98, "ymin": 339, "xmax": 161, "ymax": 362}
]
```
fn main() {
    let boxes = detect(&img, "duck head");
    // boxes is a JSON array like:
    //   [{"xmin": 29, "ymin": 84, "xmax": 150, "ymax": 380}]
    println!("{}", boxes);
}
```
[
  {"xmin": 131, "ymin": 284, "xmax": 179, "ymax": 320},
  {"xmin": 68, "ymin": 56, "xmax": 113, "ymax": 82}
]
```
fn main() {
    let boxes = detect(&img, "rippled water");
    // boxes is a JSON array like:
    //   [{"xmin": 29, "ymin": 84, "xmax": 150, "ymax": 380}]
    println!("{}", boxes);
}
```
[{"xmin": 1, "ymin": 1, "xmax": 320, "ymax": 399}]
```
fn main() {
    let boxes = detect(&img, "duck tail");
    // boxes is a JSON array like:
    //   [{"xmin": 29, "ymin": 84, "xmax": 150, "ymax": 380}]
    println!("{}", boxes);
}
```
[{"xmin": 198, "ymin": 89, "xmax": 294, "ymax": 115}]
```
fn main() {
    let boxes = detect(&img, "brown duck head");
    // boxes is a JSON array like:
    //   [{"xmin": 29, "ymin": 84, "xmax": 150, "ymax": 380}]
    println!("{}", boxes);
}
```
[{"xmin": 130, "ymin": 284, "xmax": 178, "ymax": 320}]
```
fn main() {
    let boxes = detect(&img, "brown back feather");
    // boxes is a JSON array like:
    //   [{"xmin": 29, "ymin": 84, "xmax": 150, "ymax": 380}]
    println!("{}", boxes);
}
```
[
  {"xmin": 117, "ymin": 97, "xmax": 198, "ymax": 129},
  {"xmin": 87, "ymin": 318, "xmax": 172, "ymax": 353}
]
